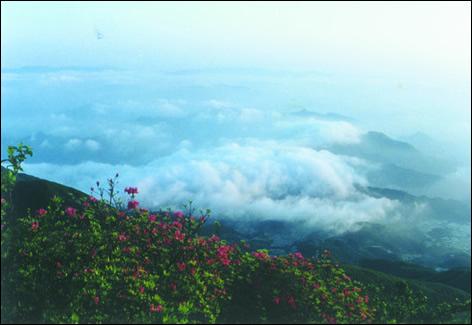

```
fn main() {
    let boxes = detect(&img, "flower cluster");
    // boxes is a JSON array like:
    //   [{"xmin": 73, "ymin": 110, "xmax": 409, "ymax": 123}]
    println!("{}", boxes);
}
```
[{"xmin": 124, "ymin": 187, "xmax": 139, "ymax": 195}]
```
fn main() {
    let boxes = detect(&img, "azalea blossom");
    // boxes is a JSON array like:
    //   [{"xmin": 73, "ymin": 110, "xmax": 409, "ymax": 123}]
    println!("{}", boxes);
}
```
[
  {"xmin": 150, "ymin": 304, "xmax": 163, "ymax": 313},
  {"xmin": 293, "ymin": 252, "xmax": 304, "ymax": 260},
  {"xmin": 127, "ymin": 200, "xmax": 139, "ymax": 209},
  {"xmin": 177, "ymin": 262, "xmax": 186, "ymax": 271},
  {"xmin": 124, "ymin": 187, "xmax": 139, "ymax": 195},
  {"xmin": 31, "ymin": 221, "xmax": 39, "ymax": 231},
  {"xmin": 65, "ymin": 207, "xmax": 76, "ymax": 217},
  {"xmin": 173, "ymin": 210, "xmax": 184, "ymax": 218},
  {"xmin": 174, "ymin": 230, "xmax": 185, "ymax": 242}
]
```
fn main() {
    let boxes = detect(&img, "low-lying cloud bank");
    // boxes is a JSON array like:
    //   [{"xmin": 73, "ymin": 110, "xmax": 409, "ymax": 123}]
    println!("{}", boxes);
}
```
[{"xmin": 24, "ymin": 141, "xmax": 398, "ymax": 235}]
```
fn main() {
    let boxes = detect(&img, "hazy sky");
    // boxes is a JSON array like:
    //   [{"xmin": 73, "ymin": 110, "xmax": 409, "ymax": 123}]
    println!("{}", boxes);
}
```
[{"xmin": 2, "ymin": 1, "xmax": 470, "ymax": 76}]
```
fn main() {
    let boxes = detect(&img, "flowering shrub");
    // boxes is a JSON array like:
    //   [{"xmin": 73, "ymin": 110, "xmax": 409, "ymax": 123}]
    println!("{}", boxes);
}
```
[
  {"xmin": 2, "ymin": 174, "xmax": 372, "ymax": 323},
  {"xmin": 3, "ymin": 145, "xmax": 467, "ymax": 324}
]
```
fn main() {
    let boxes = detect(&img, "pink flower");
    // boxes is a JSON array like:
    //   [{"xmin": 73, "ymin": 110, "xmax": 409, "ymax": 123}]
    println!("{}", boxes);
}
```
[
  {"xmin": 148, "ymin": 214, "xmax": 157, "ymax": 222},
  {"xmin": 31, "ymin": 221, "xmax": 39, "ymax": 231},
  {"xmin": 172, "ymin": 221, "xmax": 183, "ymax": 229},
  {"xmin": 343, "ymin": 288, "xmax": 351, "ymax": 297},
  {"xmin": 174, "ymin": 230, "xmax": 185, "ymax": 242},
  {"xmin": 65, "ymin": 207, "xmax": 76, "ymax": 217},
  {"xmin": 83, "ymin": 201, "xmax": 90, "ymax": 208},
  {"xmin": 139, "ymin": 286, "xmax": 145, "ymax": 294},
  {"xmin": 287, "ymin": 295, "xmax": 296, "ymax": 309},
  {"xmin": 252, "ymin": 251, "xmax": 269, "ymax": 261},
  {"xmin": 150, "ymin": 304, "xmax": 163, "ymax": 313},
  {"xmin": 93, "ymin": 296, "xmax": 100, "ymax": 305},
  {"xmin": 273, "ymin": 296, "xmax": 281, "ymax": 305},
  {"xmin": 124, "ymin": 187, "xmax": 139, "ymax": 195},
  {"xmin": 37, "ymin": 208, "xmax": 47, "ymax": 216},
  {"xmin": 293, "ymin": 252, "xmax": 304, "ymax": 260},
  {"xmin": 173, "ymin": 210, "xmax": 184, "ymax": 218},
  {"xmin": 217, "ymin": 245, "xmax": 233, "ymax": 266},
  {"xmin": 89, "ymin": 196, "xmax": 98, "ymax": 202},
  {"xmin": 313, "ymin": 283, "xmax": 321, "ymax": 289},
  {"xmin": 170, "ymin": 282, "xmax": 177, "ymax": 291},
  {"xmin": 177, "ymin": 262, "xmax": 186, "ymax": 271},
  {"xmin": 127, "ymin": 200, "xmax": 139, "ymax": 209},
  {"xmin": 209, "ymin": 235, "xmax": 220, "ymax": 242},
  {"xmin": 364, "ymin": 295, "xmax": 369, "ymax": 304},
  {"xmin": 118, "ymin": 233, "xmax": 128, "ymax": 242}
]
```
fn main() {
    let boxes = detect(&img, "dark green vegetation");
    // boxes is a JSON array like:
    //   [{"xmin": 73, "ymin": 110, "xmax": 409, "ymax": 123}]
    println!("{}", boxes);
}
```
[{"xmin": 1, "ymin": 145, "xmax": 470, "ymax": 324}]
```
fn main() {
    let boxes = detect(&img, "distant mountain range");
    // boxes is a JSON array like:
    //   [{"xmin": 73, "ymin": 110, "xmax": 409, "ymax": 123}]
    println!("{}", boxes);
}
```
[{"xmin": 290, "ymin": 108, "xmax": 354, "ymax": 122}]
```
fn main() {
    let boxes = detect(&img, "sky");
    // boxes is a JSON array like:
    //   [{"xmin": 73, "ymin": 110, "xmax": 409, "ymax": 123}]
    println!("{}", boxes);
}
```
[{"xmin": 1, "ymin": 1, "xmax": 471, "ymax": 233}]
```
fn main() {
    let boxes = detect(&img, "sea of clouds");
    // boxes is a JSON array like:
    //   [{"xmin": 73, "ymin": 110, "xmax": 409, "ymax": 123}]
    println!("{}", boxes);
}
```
[{"xmin": 1, "ymin": 68, "xmax": 470, "ymax": 236}]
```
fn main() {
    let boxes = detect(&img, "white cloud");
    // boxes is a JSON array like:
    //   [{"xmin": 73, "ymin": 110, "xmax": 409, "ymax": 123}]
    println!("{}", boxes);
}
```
[
  {"xmin": 22, "ymin": 141, "xmax": 396, "ymax": 235},
  {"xmin": 85, "ymin": 139, "xmax": 101, "ymax": 151},
  {"xmin": 65, "ymin": 138, "xmax": 82, "ymax": 151}
]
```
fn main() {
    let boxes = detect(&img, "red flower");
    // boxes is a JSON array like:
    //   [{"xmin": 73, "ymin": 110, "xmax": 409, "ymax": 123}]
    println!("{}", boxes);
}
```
[
  {"xmin": 118, "ymin": 233, "xmax": 128, "ymax": 242},
  {"xmin": 217, "ymin": 245, "xmax": 233, "ymax": 266},
  {"xmin": 124, "ymin": 187, "xmax": 139, "ymax": 195},
  {"xmin": 37, "ymin": 208, "xmax": 47, "ymax": 216},
  {"xmin": 177, "ymin": 262, "xmax": 186, "ymax": 271},
  {"xmin": 139, "ymin": 286, "xmax": 145, "ymax": 294},
  {"xmin": 127, "ymin": 200, "xmax": 139, "ymax": 209},
  {"xmin": 287, "ymin": 295, "xmax": 296, "ymax": 309},
  {"xmin": 173, "ymin": 210, "xmax": 184, "ymax": 218},
  {"xmin": 93, "ymin": 296, "xmax": 100, "ymax": 305},
  {"xmin": 174, "ymin": 230, "xmax": 185, "ymax": 242},
  {"xmin": 209, "ymin": 235, "xmax": 220, "ymax": 242},
  {"xmin": 273, "ymin": 296, "xmax": 281, "ymax": 305},
  {"xmin": 31, "ymin": 221, "xmax": 39, "ymax": 231},
  {"xmin": 252, "ymin": 251, "xmax": 269, "ymax": 261},
  {"xmin": 148, "ymin": 214, "xmax": 157, "ymax": 222},
  {"xmin": 150, "ymin": 304, "xmax": 163, "ymax": 313},
  {"xmin": 293, "ymin": 252, "xmax": 304, "ymax": 260},
  {"xmin": 364, "ymin": 295, "xmax": 369, "ymax": 304},
  {"xmin": 65, "ymin": 207, "xmax": 77, "ymax": 217},
  {"xmin": 172, "ymin": 221, "xmax": 183, "ymax": 229}
]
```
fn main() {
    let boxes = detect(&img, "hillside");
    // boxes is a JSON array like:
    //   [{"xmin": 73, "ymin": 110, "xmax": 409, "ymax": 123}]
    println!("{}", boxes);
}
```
[{"xmin": 1, "ymin": 165, "xmax": 470, "ymax": 324}]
